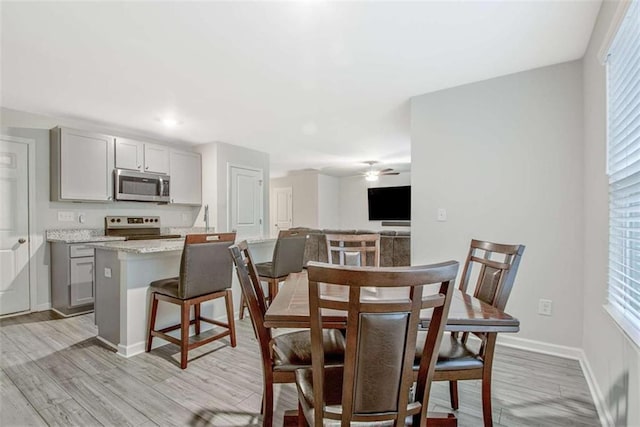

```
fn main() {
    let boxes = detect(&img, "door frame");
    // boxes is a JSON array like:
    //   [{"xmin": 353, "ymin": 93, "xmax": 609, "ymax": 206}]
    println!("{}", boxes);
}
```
[
  {"xmin": 0, "ymin": 135, "xmax": 37, "ymax": 315},
  {"xmin": 226, "ymin": 162, "xmax": 265, "ymax": 236}
]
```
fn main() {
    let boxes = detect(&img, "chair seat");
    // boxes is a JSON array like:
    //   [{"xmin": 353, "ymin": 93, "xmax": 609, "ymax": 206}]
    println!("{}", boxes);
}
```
[
  {"xmin": 272, "ymin": 329, "xmax": 345, "ymax": 370},
  {"xmin": 256, "ymin": 261, "xmax": 280, "ymax": 278},
  {"xmin": 149, "ymin": 277, "xmax": 180, "ymax": 298},
  {"xmin": 415, "ymin": 332, "xmax": 484, "ymax": 371}
]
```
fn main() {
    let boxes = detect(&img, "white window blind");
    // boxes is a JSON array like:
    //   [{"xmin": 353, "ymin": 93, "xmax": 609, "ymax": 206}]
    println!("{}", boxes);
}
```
[{"xmin": 607, "ymin": 0, "xmax": 640, "ymax": 341}]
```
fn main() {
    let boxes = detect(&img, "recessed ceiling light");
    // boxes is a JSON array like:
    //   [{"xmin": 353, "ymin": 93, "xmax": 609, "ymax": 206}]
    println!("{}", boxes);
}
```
[
  {"xmin": 162, "ymin": 118, "xmax": 179, "ymax": 128},
  {"xmin": 301, "ymin": 121, "xmax": 318, "ymax": 135}
]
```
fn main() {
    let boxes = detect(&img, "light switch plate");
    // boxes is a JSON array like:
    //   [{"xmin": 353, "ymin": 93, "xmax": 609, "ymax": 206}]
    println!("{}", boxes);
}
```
[
  {"xmin": 538, "ymin": 299, "xmax": 552, "ymax": 316},
  {"xmin": 104, "ymin": 268, "xmax": 112, "ymax": 278},
  {"xmin": 58, "ymin": 211, "xmax": 75, "ymax": 222},
  {"xmin": 437, "ymin": 208, "xmax": 447, "ymax": 222}
]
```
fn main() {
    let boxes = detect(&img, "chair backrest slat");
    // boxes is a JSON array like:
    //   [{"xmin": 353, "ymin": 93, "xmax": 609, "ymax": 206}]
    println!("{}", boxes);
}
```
[
  {"xmin": 307, "ymin": 261, "xmax": 458, "ymax": 426},
  {"xmin": 325, "ymin": 233, "xmax": 381, "ymax": 267},
  {"xmin": 459, "ymin": 239, "xmax": 525, "ymax": 311}
]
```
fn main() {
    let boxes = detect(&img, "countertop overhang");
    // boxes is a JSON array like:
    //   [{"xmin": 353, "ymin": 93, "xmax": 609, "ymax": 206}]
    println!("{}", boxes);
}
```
[{"xmin": 88, "ymin": 236, "xmax": 276, "ymax": 254}]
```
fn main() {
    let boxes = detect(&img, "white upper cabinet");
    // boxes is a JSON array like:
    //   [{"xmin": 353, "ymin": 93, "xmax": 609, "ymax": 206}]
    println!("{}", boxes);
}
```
[
  {"xmin": 50, "ymin": 127, "xmax": 114, "ymax": 202},
  {"xmin": 114, "ymin": 138, "xmax": 143, "ymax": 171},
  {"xmin": 143, "ymin": 143, "xmax": 169, "ymax": 174},
  {"xmin": 115, "ymin": 138, "xmax": 169, "ymax": 174},
  {"xmin": 169, "ymin": 149, "xmax": 202, "ymax": 205}
]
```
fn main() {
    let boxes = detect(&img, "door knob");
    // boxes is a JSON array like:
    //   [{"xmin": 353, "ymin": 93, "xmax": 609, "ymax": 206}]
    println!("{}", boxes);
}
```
[{"xmin": 18, "ymin": 238, "xmax": 26, "ymax": 244}]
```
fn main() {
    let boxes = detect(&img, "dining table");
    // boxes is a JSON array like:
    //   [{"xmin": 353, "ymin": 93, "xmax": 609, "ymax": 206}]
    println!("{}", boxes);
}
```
[
  {"xmin": 264, "ymin": 271, "xmax": 520, "ymax": 332},
  {"xmin": 264, "ymin": 270, "xmax": 520, "ymax": 427}
]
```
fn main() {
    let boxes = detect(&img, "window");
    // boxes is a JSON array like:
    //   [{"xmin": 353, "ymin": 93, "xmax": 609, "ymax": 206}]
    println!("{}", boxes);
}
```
[{"xmin": 607, "ymin": 0, "xmax": 640, "ymax": 344}]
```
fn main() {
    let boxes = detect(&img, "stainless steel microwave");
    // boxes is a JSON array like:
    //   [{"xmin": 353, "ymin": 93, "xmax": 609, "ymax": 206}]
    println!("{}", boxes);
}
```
[{"xmin": 114, "ymin": 169, "xmax": 170, "ymax": 203}]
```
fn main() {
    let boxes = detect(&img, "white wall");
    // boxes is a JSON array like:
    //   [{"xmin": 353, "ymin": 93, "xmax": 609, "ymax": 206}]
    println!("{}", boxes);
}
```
[
  {"xmin": 410, "ymin": 61, "xmax": 585, "ymax": 347},
  {"xmin": 270, "ymin": 173, "xmax": 320, "ymax": 229},
  {"xmin": 338, "ymin": 173, "xmax": 411, "ymax": 230},
  {"xmin": 582, "ymin": 1, "xmax": 639, "ymax": 425},
  {"xmin": 1, "ymin": 107, "xmax": 199, "ymax": 310},
  {"xmin": 317, "ymin": 174, "xmax": 340, "ymax": 229},
  {"xmin": 197, "ymin": 142, "xmax": 218, "ymax": 232}
]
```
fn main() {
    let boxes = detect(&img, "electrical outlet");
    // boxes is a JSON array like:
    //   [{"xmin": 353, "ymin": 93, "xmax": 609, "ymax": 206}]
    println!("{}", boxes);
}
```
[
  {"xmin": 538, "ymin": 299, "xmax": 552, "ymax": 316},
  {"xmin": 437, "ymin": 208, "xmax": 447, "ymax": 222},
  {"xmin": 58, "ymin": 211, "xmax": 74, "ymax": 222},
  {"xmin": 78, "ymin": 213, "xmax": 86, "ymax": 224},
  {"xmin": 104, "ymin": 268, "xmax": 112, "ymax": 278}
]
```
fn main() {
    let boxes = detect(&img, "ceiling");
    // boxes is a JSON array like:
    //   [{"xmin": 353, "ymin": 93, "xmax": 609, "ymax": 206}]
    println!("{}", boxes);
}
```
[{"xmin": 0, "ymin": 1, "xmax": 601, "ymax": 178}]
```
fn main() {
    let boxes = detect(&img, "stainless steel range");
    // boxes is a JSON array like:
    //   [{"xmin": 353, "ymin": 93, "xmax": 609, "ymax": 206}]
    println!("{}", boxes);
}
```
[{"xmin": 105, "ymin": 216, "xmax": 181, "ymax": 240}]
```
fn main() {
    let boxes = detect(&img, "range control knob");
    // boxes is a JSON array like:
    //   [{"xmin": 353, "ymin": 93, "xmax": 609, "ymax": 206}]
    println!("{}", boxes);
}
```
[
  {"xmin": 116, "ymin": 218, "xmax": 121, "ymax": 223},
  {"xmin": 110, "ymin": 218, "xmax": 115, "ymax": 223},
  {"xmin": 154, "ymin": 218, "xmax": 159, "ymax": 222}
]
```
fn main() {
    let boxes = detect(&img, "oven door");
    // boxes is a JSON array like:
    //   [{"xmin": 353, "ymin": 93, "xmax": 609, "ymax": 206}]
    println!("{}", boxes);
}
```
[{"xmin": 114, "ymin": 169, "xmax": 170, "ymax": 202}]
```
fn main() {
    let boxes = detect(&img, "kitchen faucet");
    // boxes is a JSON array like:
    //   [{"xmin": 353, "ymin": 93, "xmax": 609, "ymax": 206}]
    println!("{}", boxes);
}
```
[{"xmin": 204, "ymin": 204, "xmax": 210, "ymax": 232}]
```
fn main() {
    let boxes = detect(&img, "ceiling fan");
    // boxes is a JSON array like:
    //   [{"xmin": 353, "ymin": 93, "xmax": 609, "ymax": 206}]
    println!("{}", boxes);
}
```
[{"xmin": 362, "ymin": 161, "xmax": 399, "ymax": 181}]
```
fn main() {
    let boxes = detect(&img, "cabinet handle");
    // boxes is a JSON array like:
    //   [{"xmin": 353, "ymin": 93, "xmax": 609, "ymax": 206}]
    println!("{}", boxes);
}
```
[
  {"xmin": 145, "ymin": 166, "xmax": 149, "ymax": 170},
  {"xmin": 18, "ymin": 238, "xmax": 26, "ymax": 244},
  {"xmin": 137, "ymin": 165, "xmax": 141, "ymax": 169}
]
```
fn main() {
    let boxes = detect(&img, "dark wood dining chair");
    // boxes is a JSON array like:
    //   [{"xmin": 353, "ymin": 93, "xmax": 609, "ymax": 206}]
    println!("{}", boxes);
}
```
[
  {"xmin": 416, "ymin": 239, "xmax": 525, "ymax": 427},
  {"xmin": 296, "ymin": 260, "xmax": 458, "ymax": 427},
  {"xmin": 229, "ymin": 241, "xmax": 345, "ymax": 427},
  {"xmin": 324, "ymin": 233, "xmax": 381, "ymax": 267},
  {"xmin": 239, "ymin": 229, "xmax": 307, "ymax": 319},
  {"xmin": 146, "ymin": 233, "xmax": 236, "ymax": 369}
]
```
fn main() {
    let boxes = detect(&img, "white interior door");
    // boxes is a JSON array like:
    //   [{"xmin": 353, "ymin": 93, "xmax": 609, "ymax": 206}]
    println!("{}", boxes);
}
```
[
  {"xmin": 272, "ymin": 187, "xmax": 292, "ymax": 235},
  {"xmin": 0, "ymin": 138, "xmax": 30, "ymax": 316},
  {"xmin": 229, "ymin": 165, "xmax": 263, "ymax": 239}
]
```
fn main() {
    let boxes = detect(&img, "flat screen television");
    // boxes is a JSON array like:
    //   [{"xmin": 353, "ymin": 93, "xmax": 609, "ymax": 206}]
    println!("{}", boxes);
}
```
[{"xmin": 367, "ymin": 185, "xmax": 411, "ymax": 221}]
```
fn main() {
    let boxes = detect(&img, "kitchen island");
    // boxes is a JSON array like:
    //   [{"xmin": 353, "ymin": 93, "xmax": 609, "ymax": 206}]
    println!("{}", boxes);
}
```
[{"xmin": 89, "ymin": 237, "xmax": 275, "ymax": 357}]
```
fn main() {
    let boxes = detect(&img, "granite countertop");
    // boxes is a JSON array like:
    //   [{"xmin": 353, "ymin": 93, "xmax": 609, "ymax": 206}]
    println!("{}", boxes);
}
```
[
  {"xmin": 88, "ymin": 235, "xmax": 275, "ymax": 254},
  {"xmin": 88, "ymin": 238, "xmax": 185, "ymax": 254},
  {"xmin": 46, "ymin": 229, "xmax": 126, "ymax": 243}
]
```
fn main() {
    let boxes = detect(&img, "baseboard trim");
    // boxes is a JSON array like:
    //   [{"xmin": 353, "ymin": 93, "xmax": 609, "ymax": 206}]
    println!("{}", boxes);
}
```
[
  {"xmin": 497, "ymin": 335, "xmax": 584, "ymax": 360},
  {"xmin": 96, "ymin": 335, "xmax": 118, "ymax": 352},
  {"xmin": 579, "ymin": 353, "xmax": 614, "ymax": 427},
  {"xmin": 497, "ymin": 335, "xmax": 613, "ymax": 427},
  {"xmin": 34, "ymin": 303, "xmax": 51, "ymax": 312}
]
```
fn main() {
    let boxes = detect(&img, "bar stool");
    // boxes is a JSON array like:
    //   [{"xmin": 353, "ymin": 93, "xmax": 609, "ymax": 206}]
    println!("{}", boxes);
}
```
[
  {"xmin": 239, "ymin": 230, "xmax": 307, "ymax": 319},
  {"xmin": 146, "ymin": 232, "xmax": 236, "ymax": 369}
]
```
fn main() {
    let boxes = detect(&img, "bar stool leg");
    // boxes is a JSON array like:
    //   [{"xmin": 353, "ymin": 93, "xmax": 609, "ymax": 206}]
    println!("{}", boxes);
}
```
[
  {"xmin": 225, "ymin": 289, "xmax": 237, "ymax": 347},
  {"xmin": 268, "ymin": 278, "xmax": 279, "ymax": 302},
  {"xmin": 449, "ymin": 381, "xmax": 459, "ymax": 410},
  {"xmin": 194, "ymin": 303, "xmax": 201, "ymax": 335},
  {"xmin": 180, "ymin": 301, "xmax": 190, "ymax": 369},
  {"xmin": 239, "ymin": 293, "xmax": 247, "ymax": 320},
  {"xmin": 146, "ymin": 293, "xmax": 159, "ymax": 352}
]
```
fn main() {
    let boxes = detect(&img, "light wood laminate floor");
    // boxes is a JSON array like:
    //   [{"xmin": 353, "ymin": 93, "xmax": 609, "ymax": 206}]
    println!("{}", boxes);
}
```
[{"xmin": 0, "ymin": 311, "xmax": 599, "ymax": 426}]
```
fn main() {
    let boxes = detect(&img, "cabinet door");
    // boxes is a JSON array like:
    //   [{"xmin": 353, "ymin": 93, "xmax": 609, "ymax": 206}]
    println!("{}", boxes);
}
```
[
  {"xmin": 144, "ymin": 143, "xmax": 169, "ymax": 174},
  {"xmin": 115, "ymin": 138, "xmax": 143, "ymax": 171},
  {"xmin": 70, "ymin": 257, "xmax": 94, "ymax": 307},
  {"xmin": 169, "ymin": 150, "xmax": 202, "ymax": 205},
  {"xmin": 58, "ymin": 128, "xmax": 114, "ymax": 201}
]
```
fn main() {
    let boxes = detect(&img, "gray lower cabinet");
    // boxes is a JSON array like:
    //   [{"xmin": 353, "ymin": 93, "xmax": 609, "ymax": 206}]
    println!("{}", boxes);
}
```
[{"xmin": 51, "ymin": 242, "xmax": 95, "ymax": 316}]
